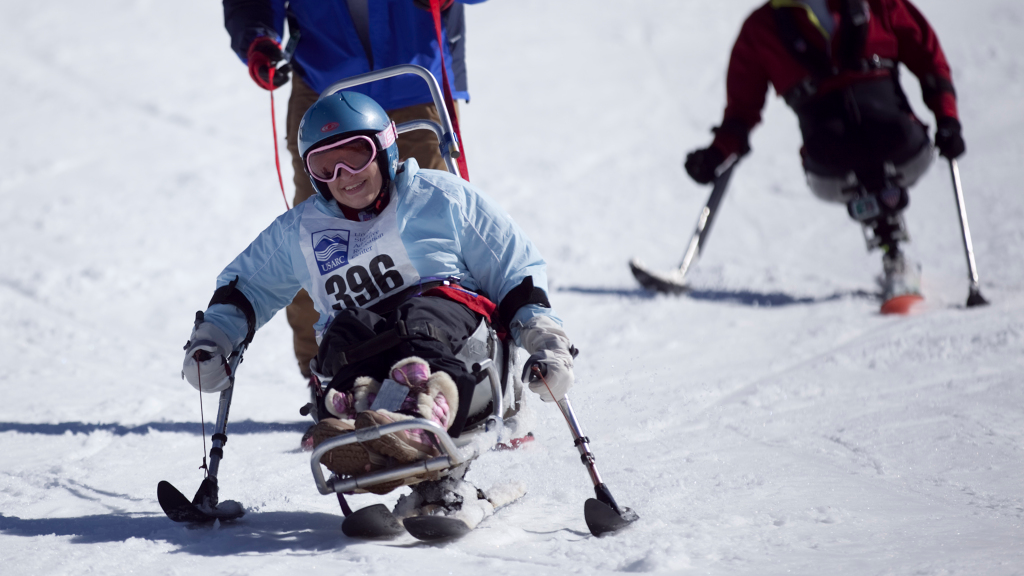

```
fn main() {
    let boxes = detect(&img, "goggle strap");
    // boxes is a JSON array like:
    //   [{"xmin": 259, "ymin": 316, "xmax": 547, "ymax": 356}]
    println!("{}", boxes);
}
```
[{"xmin": 376, "ymin": 122, "xmax": 397, "ymax": 150}]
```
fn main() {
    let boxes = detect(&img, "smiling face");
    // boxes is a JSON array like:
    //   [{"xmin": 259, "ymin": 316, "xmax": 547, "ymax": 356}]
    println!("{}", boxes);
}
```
[{"xmin": 326, "ymin": 159, "xmax": 384, "ymax": 210}]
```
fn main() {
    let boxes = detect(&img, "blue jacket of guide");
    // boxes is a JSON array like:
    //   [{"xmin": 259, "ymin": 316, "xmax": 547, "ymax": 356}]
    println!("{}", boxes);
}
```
[
  {"xmin": 223, "ymin": 0, "xmax": 486, "ymax": 108},
  {"xmin": 202, "ymin": 160, "xmax": 559, "ymax": 350}
]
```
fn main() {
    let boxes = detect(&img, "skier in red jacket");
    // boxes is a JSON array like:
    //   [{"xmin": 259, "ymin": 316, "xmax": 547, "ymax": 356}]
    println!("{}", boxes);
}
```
[{"xmin": 685, "ymin": 0, "xmax": 965, "ymax": 302}]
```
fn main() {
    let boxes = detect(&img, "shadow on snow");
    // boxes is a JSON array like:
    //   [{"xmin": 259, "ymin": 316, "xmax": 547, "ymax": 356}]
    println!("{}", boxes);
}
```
[
  {"xmin": 558, "ymin": 285, "xmax": 877, "ymax": 307},
  {"xmin": 0, "ymin": 511, "xmax": 356, "ymax": 555},
  {"xmin": 0, "ymin": 419, "xmax": 310, "ymax": 436}
]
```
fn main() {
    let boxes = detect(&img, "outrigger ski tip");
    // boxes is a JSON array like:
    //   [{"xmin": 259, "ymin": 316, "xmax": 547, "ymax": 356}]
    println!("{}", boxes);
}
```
[
  {"xmin": 966, "ymin": 287, "xmax": 988, "ymax": 308},
  {"xmin": 553, "ymin": 396, "xmax": 640, "ymax": 537},
  {"xmin": 585, "ymin": 498, "xmax": 639, "ymax": 537},
  {"xmin": 629, "ymin": 259, "xmax": 689, "ymax": 295},
  {"xmin": 157, "ymin": 479, "xmax": 245, "ymax": 524},
  {"xmin": 584, "ymin": 483, "xmax": 639, "ymax": 536},
  {"xmin": 630, "ymin": 161, "xmax": 737, "ymax": 295}
]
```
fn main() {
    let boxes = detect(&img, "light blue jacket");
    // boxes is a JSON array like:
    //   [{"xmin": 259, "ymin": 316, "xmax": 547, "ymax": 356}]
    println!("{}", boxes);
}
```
[{"xmin": 203, "ymin": 161, "xmax": 558, "ymax": 350}]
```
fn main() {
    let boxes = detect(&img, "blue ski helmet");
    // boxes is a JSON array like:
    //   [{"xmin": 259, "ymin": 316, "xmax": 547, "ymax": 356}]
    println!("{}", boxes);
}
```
[{"xmin": 298, "ymin": 91, "xmax": 400, "ymax": 199}]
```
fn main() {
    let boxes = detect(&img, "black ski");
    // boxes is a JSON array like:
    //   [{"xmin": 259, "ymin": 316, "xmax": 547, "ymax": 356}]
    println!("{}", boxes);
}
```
[
  {"xmin": 157, "ymin": 479, "xmax": 245, "ymax": 524},
  {"xmin": 341, "ymin": 504, "xmax": 406, "ymax": 539},
  {"xmin": 158, "ymin": 480, "xmax": 217, "ymax": 523},
  {"xmin": 585, "ymin": 497, "xmax": 639, "ymax": 536},
  {"xmin": 629, "ymin": 261, "xmax": 689, "ymax": 294},
  {"xmin": 403, "ymin": 515, "xmax": 473, "ymax": 541}
]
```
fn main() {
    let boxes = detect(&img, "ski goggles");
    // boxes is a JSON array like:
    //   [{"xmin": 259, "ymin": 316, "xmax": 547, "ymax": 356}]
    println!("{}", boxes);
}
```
[{"xmin": 305, "ymin": 123, "xmax": 397, "ymax": 183}]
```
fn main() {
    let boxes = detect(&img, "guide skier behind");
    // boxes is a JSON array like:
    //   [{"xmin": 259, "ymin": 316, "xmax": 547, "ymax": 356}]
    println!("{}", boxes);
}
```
[
  {"xmin": 684, "ymin": 0, "xmax": 965, "ymax": 306},
  {"xmin": 180, "ymin": 90, "xmax": 576, "ymax": 526}
]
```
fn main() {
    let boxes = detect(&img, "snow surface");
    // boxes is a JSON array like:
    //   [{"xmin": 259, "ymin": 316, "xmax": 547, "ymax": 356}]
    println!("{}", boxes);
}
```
[{"xmin": 2, "ymin": 0, "xmax": 1022, "ymax": 574}]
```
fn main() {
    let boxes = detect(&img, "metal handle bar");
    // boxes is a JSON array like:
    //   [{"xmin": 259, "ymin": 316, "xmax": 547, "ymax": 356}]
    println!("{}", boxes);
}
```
[
  {"xmin": 396, "ymin": 119, "xmax": 444, "ymax": 140},
  {"xmin": 469, "ymin": 358, "xmax": 505, "ymax": 440},
  {"xmin": 395, "ymin": 119, "xmax": 458, "ymax": 175},
  {"xmin": 320, "ymin": 64, "xmax": 461, "ymax": 176},
  {"xmin": 310, "ymin": 418, "xmax": 469, "ymax": 495}
]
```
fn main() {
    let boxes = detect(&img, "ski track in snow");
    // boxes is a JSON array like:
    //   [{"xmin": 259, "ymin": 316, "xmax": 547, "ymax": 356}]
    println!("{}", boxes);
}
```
[{"xmin": 2, "ymin": 0, "xmax": 1022, "ymax": 574}]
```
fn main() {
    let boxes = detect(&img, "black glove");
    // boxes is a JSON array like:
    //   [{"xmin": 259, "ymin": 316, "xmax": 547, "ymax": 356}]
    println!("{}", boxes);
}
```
[
  {"xmin": 247, "ymin": 37, "xmax": 291, "ymax": 91},
  {"xmin": 935, "ymin": 116, "xmax": 965, "ymax": 159},
  {"xmin": 684, "ymin": 146, "xmax": 725, "ymax": 185}
]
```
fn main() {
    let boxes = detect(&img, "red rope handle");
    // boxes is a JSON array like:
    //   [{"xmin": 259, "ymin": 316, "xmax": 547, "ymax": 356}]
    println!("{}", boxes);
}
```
[
  {"xmin": 429, "ymin": 0, "xmax": 470, "ymax": 181},
  {"xmin": 268, "ymin": 67, "xmax": 291, "ymax": 211}
]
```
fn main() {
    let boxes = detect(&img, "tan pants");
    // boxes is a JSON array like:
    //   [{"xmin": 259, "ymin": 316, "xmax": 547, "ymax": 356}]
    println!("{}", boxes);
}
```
[{"xmin": 284, "ymin": 75, "xmax": 457, "ymax": 377}]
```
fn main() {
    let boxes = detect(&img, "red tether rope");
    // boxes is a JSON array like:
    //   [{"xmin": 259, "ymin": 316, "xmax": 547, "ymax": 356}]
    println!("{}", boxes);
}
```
[
  {"xmin": 268, "ymin": 67, "xmax": 292, "ymax": 211},
  {"xmin": 429, "ymin": 0, "xmax": 470, "ymax": 181}
]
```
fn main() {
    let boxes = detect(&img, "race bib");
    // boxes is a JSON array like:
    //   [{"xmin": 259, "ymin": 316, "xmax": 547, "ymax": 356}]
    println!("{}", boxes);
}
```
[{"xmin": 297, "ymin": 199, "xmax": 420, "ymax": 330}]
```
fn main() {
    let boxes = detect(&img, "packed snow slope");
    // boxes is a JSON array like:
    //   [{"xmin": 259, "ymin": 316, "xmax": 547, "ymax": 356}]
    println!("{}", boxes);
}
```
[{"xmin": 1, "ymin": 0, "xmax": 1021, "ymax": 574}]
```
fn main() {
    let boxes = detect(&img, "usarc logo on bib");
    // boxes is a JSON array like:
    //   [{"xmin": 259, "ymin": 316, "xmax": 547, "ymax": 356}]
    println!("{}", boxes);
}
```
[{"xmin": 312, "ymin": 229, "xmax": 350, "ymax": 275}]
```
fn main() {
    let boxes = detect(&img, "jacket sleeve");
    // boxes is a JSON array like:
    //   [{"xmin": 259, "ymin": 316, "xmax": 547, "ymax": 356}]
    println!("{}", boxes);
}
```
[
  {"xmin": 451, "ymin": 185, "xmax": 562, "ymax": 345},
  {"xmin": 885, "ymin": 0, "xmax": 958, "ymax": 119},
  {"xmin": 223, "ymin": 0, "xmax": 284, "ymax": 62},
  {"xmin": 712, "ymin": 11, "xmax": 773, "ymax": 157},
  {"xmin": 203, "ymin": 212, "xmax": 307, "ymax": 347}
]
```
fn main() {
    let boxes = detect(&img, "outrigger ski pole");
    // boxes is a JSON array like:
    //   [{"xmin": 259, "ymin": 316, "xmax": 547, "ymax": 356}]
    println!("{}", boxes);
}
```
[
  {"xmin": 556, "ymin": 395, "xmax": 639, "ymax": 536},
  {"xmin": 533, "ymin": 366, "xmax": 639, "ymax": 536},
  {"xmin": 948, "ymin": 158, "xmax": 989, "ymax": 308},
  {"xmin": 630, "ymin": 156, "xmax": 739, "ymax": 294},
  {"xmin": 158, "ymin": 338, "xmax": 248, "ymax": 524}
]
